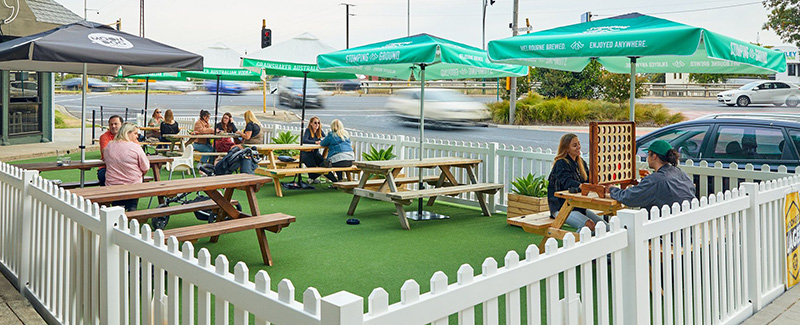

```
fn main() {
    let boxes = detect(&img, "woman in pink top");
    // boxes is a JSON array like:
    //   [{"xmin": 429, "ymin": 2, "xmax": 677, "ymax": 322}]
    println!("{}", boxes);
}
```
[{"xmin": 104, "ymin": 123, "xmax": 150, "ymax": 211}]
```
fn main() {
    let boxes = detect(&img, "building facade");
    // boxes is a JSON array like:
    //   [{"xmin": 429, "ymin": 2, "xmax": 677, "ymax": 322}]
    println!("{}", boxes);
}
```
[
  {"xmin": 774, "ymin": 45, "xmax": 800, "ymax": 84},
  {"xmin": 0, "ymin": 0, "xmax": 80, "ymax": 145}
]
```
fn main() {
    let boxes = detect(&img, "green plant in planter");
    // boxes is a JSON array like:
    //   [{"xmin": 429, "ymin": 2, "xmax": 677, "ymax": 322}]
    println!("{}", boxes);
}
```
[
  {"xmin": 362, "ymin": 145, "xmax": 397, "ymax": 161},
  {"xmin": 510, "ymin": 174, "xmax": 548, "ymax": 197},
  {"xmin": 271, "ymin": 131, "xmax": 300, "ymax": 156}
]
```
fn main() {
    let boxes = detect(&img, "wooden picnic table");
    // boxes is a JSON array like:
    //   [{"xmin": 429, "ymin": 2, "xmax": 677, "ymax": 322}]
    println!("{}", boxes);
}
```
[
  {"xmin": 69, "ymin": 174, "xmax": 283, "ymax": 264},
  {"xmin": 15, "ymin": 155, "xmax": 172, "ymax": 181},
  {"xmin": 348, "ymin": 157, "xmax": 503, "ymax": 230},
  {"xmin": 254, "ymin": 144, "xmax": 326, "ymax": 169},
  {"xmin": 158, "ymin": 133, "xmax": 237, "ymax": 153}
]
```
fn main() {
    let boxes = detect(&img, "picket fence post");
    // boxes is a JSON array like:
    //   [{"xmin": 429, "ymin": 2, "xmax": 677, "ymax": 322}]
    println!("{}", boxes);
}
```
[
  {"xmin": 396, "ymin": 135, "xmax": 406, "ymax": 160},
  {"xmin": 99, "ymin": 206, "xmax": 124, "ymax": 325},
  {"xmin": 618, "ymin": 208, "xmax": 650, "ymax": 324},
  {"xmin": 17, "ymin": 170, "xmax": 38, "ymax": 294},
  {"xmin": 486, "ymin": 142, "xmax": 499, "ymax": 213},
  {"xmin": 742, "ymin": 182, "xmax": 763, "ymax": 311},
  {"xmin": 320, "ymin": 291, "xmax": 363, "ymax": 325}
]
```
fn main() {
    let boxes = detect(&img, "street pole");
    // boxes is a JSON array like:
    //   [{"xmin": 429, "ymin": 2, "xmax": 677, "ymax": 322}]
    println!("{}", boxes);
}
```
[
  {"xmin": 341, "ymin": 3, "xmax": 355, "ymax": 48},
  {"xmin": 482, "ymin": 0, "xmax": 486, "ymax": 50},
  {"xmin": 407, "ymin": 0, "xmax": 410, "ymax": 36},
  {"xmin": 509, "ymin": 0, "xmax": 519, "ymax": 125}
]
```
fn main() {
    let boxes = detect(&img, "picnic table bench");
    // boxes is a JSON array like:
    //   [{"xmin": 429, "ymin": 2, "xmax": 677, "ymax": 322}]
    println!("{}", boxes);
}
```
[
  {"xmin": 348, "ymin": 157, "xmax": 503, "ymax": 229},
  {"xmin": 333, "ymin": 174, "xmax": 440, "ymax": 192}
]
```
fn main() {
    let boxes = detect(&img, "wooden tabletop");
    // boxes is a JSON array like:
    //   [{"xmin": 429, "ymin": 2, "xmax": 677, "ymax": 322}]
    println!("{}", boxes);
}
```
[
  {"xmin": 139, "ymin": 126, "xmax": 185, "ymax": 131},
  {"xmin": 69, "ymin": 174, "xmax": 271, "ymax": 204},
  {"xmin": 15, "ymin": 155, "xmax": 173, "ymax": 172},
  {"xmin": 554, "ymin": 190, "xmax": 623, "ymax": 208},
  {"xmin": 255, "ymin": 144, "xmax": 323, "ymax": 152},
  {"xmin": 169, "ymin": 134, "xmax": 236, "ymax": 139},
  {"xmin": 354, "ymin": 157, "xmax": 482, "ymax": 170}
]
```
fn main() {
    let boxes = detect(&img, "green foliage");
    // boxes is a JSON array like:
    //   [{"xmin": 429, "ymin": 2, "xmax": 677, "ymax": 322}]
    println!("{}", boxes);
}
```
[
  {"xmin": 511, "ymin": 174, "xmax": 548, "ymax": 197},
  {"xmin": 271, "ymin": 131, "xmax": 300, "ymax": 156},
  {"xmin": 598, "ymin": 71, "xmax": 649, "ymax": 103},
  {"xmin": 500, "ymin": 67, "xmax": 535, "ymax": 100},
  {"xmin": 531, "ymin": 60, "xmax": 602, "ymax": 100},
  {"xmin": 645, "ymin": 73, "xmax": 665, "ymax": 83},
  {"xmin": 487, "ymin": 95, "xmax": 684, "ymax": 126},
  {"xmin": 763, "ymin": 0, "xmax": 800, "ymax": 47},
  {"xmin": 689, "ymin": 73, "xmax": 729, "ymax": 84},
  {"xmin": 54, "ymin": 111, "xmax": 66, "ymax": 128},
  {"xmin": 362, "ymin": 145, "xmax": 397, "ymax": 161}
]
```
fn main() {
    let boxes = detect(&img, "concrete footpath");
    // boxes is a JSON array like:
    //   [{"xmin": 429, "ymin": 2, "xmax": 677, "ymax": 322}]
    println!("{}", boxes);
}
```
[
  {"xmin": 0, "ymin": 128, "xmax": 99, "ymax": 162},
  {"xmin": 0, "ymin": 274, "xmax": 45, "ymax": 324},
  {"xmin": 743, "ymin": 285, "xmax": 800, "ymax": 324}
]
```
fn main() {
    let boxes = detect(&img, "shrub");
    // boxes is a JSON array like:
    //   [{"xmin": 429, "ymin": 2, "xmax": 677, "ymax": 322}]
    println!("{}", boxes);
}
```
[
  {"xmin": 362, "ymin": 145, "xmax": 397, "ymax": 161},
  {"xmin": 270, "ymin": 131, "xmax": 299, "ymax": 156},
  {"xmin": 510, "ymin": 174, "xmax": 548, "ymax": 197}
]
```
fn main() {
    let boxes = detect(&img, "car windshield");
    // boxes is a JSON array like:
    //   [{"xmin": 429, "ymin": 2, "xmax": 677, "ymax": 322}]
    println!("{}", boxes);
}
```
[
  {"xmin": 739, "ymin": 81, "xmax": 762, "ymax": 90},
  {"xmin": 290, "ymin": 79, "xmax": 320, "ymax": 89}
]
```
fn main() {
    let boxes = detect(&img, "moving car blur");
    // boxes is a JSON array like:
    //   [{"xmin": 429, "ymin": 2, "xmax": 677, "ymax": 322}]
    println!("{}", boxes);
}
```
[
  {"xmin": 149, "ymin": 80, "xmax": 196, "ymax": 92},
  {"xmin": 384, "ymin": 88, "xmax": 491, "ymax": 127},
  {"xmin": 204, "ymin": 80, "xmax": 249, "ymax": 94},
  {"xmin": 277, "ymin": 77, "xmax": 325, "ymax": 108},
  {"xmin": 332, "ymin": 79, "xmax": 361, "ymax": 91},
  {"xmin": 60, "ymin": 77, "xmax": 121, "ymax": 91},
  {"xmin": 717, "ymin": 80, "xmax": 800, "ymax": 107}
]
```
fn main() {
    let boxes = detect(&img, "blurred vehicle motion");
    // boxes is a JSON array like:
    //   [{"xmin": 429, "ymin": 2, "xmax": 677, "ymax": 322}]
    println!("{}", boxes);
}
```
[
  {"xmin": 149, "ymin": 80, "xmax": 196, "ymax": 92},
  {"xmin": 717, "ymin": 80, "xmax": 800, "ymax": 107},
  {"xmin": 204, "ymin": 80, "xmax": 249, "ymax": 94},
  {"xmin": 333, "ymin": 79, "xmax": 361, "ymax": 91},
  {"xmin": 277, "ymin": 77, "xmax": 325, "ymax": 108},
  {"xmin": 10, "ymin": 81, "xmax": 38, "ymax": 97},
  {"xmin": 60, "ymin": 77, "xmax": 121, "ymax": 91},
  {"xmin": 384, "ymin": 88, "xmax": 491, "ymax": 126}
]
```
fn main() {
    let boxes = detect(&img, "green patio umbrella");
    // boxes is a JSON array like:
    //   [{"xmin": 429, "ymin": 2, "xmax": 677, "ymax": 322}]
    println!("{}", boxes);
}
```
[
  {"xmin": 318, "ymin": 33, "xmax": 527, "ymax": 220},
  {"xmin": 488, "ymin": 12, "xmax": 787, "ymax": 121}
]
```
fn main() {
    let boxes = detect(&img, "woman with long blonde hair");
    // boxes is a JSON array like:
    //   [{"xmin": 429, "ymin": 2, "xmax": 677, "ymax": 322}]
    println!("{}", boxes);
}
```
[
  {"xmin": 301, "ymin": 116, "xmax": 327, "ymax": 183},
  {"xmin": 546, "ymin": 133, "xmax": 603, "ymax": 232},
  {"xmin": 236, "ymin": 110, "xmax": 264, "ymax": 144},
  {"xmin": 320, "ymin": 119, "xmax": 354, "ymax": 185}
]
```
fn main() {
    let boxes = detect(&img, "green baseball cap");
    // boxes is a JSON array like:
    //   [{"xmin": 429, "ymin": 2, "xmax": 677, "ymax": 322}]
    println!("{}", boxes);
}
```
[{"xmin": 644, "ymin": 140, "xmax": 672, "ymax": 156}]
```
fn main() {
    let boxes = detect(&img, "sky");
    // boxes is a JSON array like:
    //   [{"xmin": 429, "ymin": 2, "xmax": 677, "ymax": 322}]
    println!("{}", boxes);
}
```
[{"xmin": 60, "ymin": 0, "xmax": 790, "ymax": 56}]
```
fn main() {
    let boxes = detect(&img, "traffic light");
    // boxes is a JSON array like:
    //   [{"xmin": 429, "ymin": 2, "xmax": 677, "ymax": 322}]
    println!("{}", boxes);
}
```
[{"xmin": 261, "ymin": 28, "xmax": 272, "ymax": 48}]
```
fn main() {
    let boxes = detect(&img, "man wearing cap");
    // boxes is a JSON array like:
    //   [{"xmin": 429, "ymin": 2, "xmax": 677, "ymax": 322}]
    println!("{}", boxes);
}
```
[{"xmin": 607, "ymin": 140, "xmax": 695, "ymax": 212}]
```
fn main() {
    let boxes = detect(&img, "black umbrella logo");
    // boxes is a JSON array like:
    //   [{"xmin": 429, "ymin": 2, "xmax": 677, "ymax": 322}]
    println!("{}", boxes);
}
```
[{"xmin": 88, "ymin": 33, "xmax": 133, "ymax": 49}]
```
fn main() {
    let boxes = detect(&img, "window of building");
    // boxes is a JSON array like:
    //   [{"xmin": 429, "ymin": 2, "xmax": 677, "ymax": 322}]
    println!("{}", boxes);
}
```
[
  {"xmin": 789, "ymin": 63, "xmax": 798, "ymax": 77},
  {"xmin": 8, "ymin": 71, "xmax": 42, "ymax": 135}
]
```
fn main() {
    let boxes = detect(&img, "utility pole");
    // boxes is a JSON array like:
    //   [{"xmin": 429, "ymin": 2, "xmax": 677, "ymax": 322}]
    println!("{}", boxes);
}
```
[
  {"xmin": 509, "ymin": 0, "xmax": 519, "ymax": 125},
  {"xmin": 482, "ymin": 0, "xmax": 495, "ymax": 50},
  {"xmin": 407, "ymin": 0, "xmax": 410, "ymax": 36},
  {"xmin": 139, "ymin": 0, "xmax": 144, "ymax": 37},
  {"xmin": 341, "ymin": 3, "xmax": 355, "ymax": 48}
]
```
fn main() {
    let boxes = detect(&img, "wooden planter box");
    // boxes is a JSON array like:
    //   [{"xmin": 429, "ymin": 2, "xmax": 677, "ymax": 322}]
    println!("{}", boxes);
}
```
[{"xmin": 507, "ymin": 193, "xmax": 548, "ymax": 218}]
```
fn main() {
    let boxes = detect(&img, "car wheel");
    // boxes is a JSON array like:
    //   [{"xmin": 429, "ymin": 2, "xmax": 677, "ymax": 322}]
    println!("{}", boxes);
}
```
[
  {"xmin": 787, "ymin": 96, "xmax": 800, "ymax": 108},
  {"xmin": 726, "ymin": 104, "xmax": 735, "ymax": 107},
  {"xmin": 736, "ymin": 96, "xmax": 750, "ymax": 107}
]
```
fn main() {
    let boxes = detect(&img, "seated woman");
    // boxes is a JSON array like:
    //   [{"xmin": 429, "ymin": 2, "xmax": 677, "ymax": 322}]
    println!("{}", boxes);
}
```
[
  {"xmin": 547, "ymin": 133, "xmax": 604, "ymax": 232},
  {"xmin": 320, "ymin": 119, "xmax": 355, "ymax": 186},
  {"xmin": 104, "ymin": 123, "xmax": 150, "ymax": 211},
  {"xmin": 301, "ymin": 116, "xmax": 326, "ymax": 184},
  {"xmin": 159, "ymin": 109, "xmax": 180, "ymax": 143},
  {"xmin": 145, "ymin": 109, "xmax": 164, "ymax": 142},
  {"xmin": 214, "ymin": 112, "xmax": 238, "ymax": 153},
  {"xmin": 192, "ymin": 110, "xmax": 215, "ymax": 164},
  {"xmin": 236, "ymin": 110, "xmax": 264, "ymax": 145}
]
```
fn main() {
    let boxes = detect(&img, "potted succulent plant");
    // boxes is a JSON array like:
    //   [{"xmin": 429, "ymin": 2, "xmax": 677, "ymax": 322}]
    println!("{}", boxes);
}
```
[{"xmin": 507, "ymin": 173, "xmax": 549, "ymax": 218}]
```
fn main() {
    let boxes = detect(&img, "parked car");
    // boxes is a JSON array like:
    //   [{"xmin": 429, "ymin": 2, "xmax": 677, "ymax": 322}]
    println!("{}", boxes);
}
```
[
  {"xmin": 277, "ymin": 77, "xmax": 325, "ymax": 108},
  {"xmin": 10, "ymin": 81, "xmax": 38, "ymax": 97},
  {"xmin": 384, "ymin": 88, "xmax": 490, "ymax": 126},
  {"xmin": 204, "ymin": 80, "xmax": 248, "ymax": 94},
  {"xmin": 149, "ymin": 80, "xmax": 196, "ymax": 92},
  {"xmin": 60, "ymin": 77, "xmax": 120, "ymax": 91},
  {"xmin": 717, "ymin": 80, "xmax": 800, "ymax": 107},
  {"xmin": 635, "ymin": 113, "xmax": 800, "ymax": 172}
]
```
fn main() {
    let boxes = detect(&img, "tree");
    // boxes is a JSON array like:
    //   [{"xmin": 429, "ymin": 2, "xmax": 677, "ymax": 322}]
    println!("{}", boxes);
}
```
[
  {"xmin": 763, "ymin": 0, "xmax": 800, "ymax": 46},
  {"xmin": 689, "ymin": 73, "xmax": 728, "ymax": 84},
  {"xmin": 530, "ymin": 60, "xmax": 602, "ymax": 99},
  {"xmin": 599, "ymin": 71, "xmax": 648, "ymax": 103}
]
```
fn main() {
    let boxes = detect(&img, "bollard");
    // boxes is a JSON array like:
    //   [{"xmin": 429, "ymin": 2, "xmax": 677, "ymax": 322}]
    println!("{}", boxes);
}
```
[{"xmin": 92, "ymin": 110, "xmax": 96, "ymax": 144}]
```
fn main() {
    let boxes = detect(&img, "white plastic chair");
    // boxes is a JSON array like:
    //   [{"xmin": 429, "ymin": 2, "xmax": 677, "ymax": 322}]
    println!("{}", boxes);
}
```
[{"xmin": 167, "ymin": 144, "xmax": 196, "ymax": 180}]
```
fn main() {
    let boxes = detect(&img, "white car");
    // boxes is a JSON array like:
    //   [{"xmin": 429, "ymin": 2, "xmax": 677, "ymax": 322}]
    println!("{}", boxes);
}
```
[
  {"xmin": 149, "ymin": 80, "xmax": 196, "ymax": 92},
  {"xmin": 717, "ymin": 80, "xmax": 800, "ymax": 107},
  {"xmin": 384, "ymin": 89, "xmax": 491, "ymax": 126}
]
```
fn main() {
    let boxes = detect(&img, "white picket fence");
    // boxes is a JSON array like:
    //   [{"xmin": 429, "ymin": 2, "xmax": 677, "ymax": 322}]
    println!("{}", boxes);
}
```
[{"xmin": 3, "ymin": 121, "xmax": 796, "ymax": 324}]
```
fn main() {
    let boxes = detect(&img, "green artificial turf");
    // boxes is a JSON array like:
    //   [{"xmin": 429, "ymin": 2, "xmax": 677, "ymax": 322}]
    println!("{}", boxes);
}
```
[{"xmin": 11, "ymin": 153, "xmax": 563, "ymax": 316}]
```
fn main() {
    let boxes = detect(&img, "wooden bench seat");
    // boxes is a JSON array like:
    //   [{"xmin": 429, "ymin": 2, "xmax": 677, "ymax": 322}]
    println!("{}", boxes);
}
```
[
  {"xmin": 125, "ymin": 199, "xmax": 239, "ymax": 222},
  {"xmin": 507, "ymin": 211, "xmax": 581, "ymax": 242},
  {"xmin": 59, "ymin": 176, "xmax": 154, "ymax": 189},
  {"xmin": 255, "ymin": 166, "xmax": 360, "ymax": 197},
  {"xmin": 162, "ymin": 213, "xmax": 296, "ymax": 266},
  {"xmin": 333, "ymin": 175, "xmax": 441, "ymax": 191},
  {"xmin": 385, "ymin": 183, "xmax": 503, "ymax": 200}
]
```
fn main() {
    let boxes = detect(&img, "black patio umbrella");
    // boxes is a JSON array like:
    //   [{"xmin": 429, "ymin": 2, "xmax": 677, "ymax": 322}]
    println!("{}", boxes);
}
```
[{"xmin": 0, "ymin": 21, "xmax": 203, "ymax": 185}]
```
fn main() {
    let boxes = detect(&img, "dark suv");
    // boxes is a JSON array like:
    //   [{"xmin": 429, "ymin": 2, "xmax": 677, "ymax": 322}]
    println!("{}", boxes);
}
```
[{"xmin": 636, "ymin": 114, "xmax": 800, "ymax": 172}]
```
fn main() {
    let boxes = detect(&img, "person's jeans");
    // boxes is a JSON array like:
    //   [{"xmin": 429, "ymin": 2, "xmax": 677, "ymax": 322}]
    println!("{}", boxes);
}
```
[
  {"xmin": 113, "ymin": 198, "xmax": 139, "ymax": 212},
  {"xmin": 564, "ymin": 209, "xmax": 606, "ymax": 232},
  {"xmin": 324, "ymin": 160, "xmax": 354, "ymax": 182},
  {"xmin": 97, "ymin": 168, "xmax": 106, "ymax": 186},
  {"xmin": 194, "ymin": 143, "xmax": 214, "ymax": 164},
  {"xmin": 300, "ymin": 151, "xmax": 325, "ymax": 180}
]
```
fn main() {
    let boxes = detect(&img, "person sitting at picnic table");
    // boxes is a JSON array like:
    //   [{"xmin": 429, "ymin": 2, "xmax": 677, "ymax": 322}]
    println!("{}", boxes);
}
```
[
  {"xmin": 159, "ymin": 109, "xmax": 180, "ymax": 142},
  {"xmin": 104, "ymin": 123, "xmax": 150, "ymax": 211},
  {"xmin": 214, "ymin": 112, "xmax": 238, "ymax": 153},
  {"xmin": 145, "ymin": 109, "xmax": 164, "ymax": 141},
  {"xmin": 301, "ymin": 116, "xmax": 327, "ymax": 184},
  {"xmin": 236, "ymin": 110, "xmax": 264, "ymax": 145},
  {"xmin": 320, "ymin": 119, "xmax": 355, "ymax": 187},
  {"xmin": 192, "ymin": 110, "xmax": 215, "ymax": 164},
  {"xmin": 607, "ymin": 140, "xmax": 696, "ymax": 212},
  {"xmin": 547, "ymin": 133, "xmax": 605, "ymax": 232},
  {"xmin": 98, "ymin": 115, "xmax": 136, "ymax": 186}
]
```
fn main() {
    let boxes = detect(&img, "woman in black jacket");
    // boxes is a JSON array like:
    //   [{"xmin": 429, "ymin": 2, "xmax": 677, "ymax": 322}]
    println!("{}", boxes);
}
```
[
  {"xmin": 301, "ymin": 116, "xmax": 326, "ymax": 183},
  {"xmin": 547, "ymin": 133, "xmax": 604, "ymax": 232}
]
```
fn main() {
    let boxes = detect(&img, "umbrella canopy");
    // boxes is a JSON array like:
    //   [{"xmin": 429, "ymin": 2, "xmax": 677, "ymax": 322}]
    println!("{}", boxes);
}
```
[
  {"xmin": 487, "ymin": 13, "xmax": 787, "ymax": 120},
  {"xmin": 242, "ymin": 32, "xmax": 356, "ymax": 79},
  {"xmin": 0, "ymin": 20, "xmax": 202, "ymax": 186},
  {"xmin": 318, "ymin": 33, "xmax": 527, "ymax": 219}
]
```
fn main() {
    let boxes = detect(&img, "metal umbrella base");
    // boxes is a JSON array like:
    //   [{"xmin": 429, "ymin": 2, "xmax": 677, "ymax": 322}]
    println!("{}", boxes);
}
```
[{"xmin": 405, "ymin": 210, "xmax": 449, "ymax": 221}]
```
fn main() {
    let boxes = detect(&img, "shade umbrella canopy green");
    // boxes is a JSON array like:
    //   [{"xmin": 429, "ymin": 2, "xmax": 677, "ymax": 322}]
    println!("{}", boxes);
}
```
[
  {"xmin": 318, "ymin": 33, "xmax": 527, "ymax": 222},
  {"xmin": 241, "ymin": 32, "xmax": 356, "ymax": 80},
  {"xmin": 487, "ymin": 13, "xmax": 787, "ymax": 120}
]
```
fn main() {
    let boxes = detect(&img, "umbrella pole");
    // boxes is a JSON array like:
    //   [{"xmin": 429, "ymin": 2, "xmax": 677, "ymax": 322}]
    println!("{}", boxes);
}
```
[
  {"xmin": 288, "ymin": 71, "xmax": 309, "ymax": 188},
  {"xmin": 214, "ymin": 75, "xmax": 221, "ymax": 128},
  {"xmin": 144, "ymin": 77, "xmax": 149, "ymax": 125},
  {"xmin": 80, "ymin": 63, "xmax": 87, "ymax": 187},
  {"xmin": 629, "ymin": 57, "xmax": 637, "ymax": 122},
  {"xmin": 418, "ymin": 64, "xmax": 426, "ymax": 216}
]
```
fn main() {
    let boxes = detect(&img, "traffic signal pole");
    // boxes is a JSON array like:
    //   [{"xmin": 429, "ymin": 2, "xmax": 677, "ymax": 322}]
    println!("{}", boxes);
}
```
[{"xmin": 509, "ymin": 0, "xmax": 519, "ymax": 125}]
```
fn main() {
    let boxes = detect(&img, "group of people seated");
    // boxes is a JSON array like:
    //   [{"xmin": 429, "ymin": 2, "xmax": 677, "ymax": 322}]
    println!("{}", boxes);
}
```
[
  {"xmin": 546, "ymin": 133, "xmax": 696, "ymax": 232},
  {"xmin": 300, "ymin": 116, "xmax": 355, "ymax": 186},
  {"xmin": 97, "ymin": 115, "xmax": 150, "ymax": 212}
]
